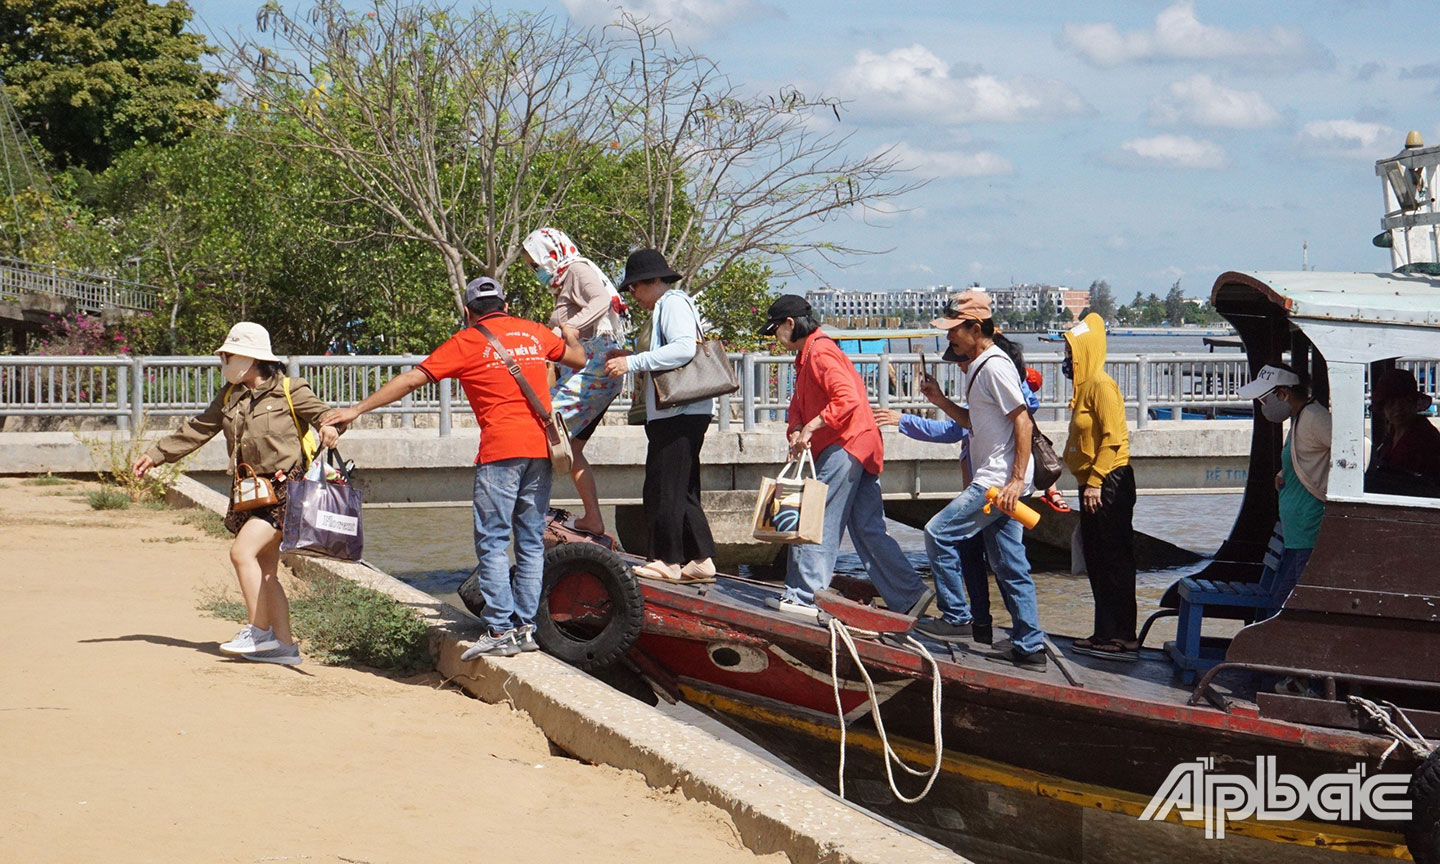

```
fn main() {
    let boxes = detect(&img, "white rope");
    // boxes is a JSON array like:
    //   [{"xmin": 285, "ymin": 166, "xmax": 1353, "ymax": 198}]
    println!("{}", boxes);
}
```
[
  {"xmin": 829, "ymin": 617, "xmax": 944, "ymax": 804},
  {"xmin": 1347, "ymin": 695, "xmax": 1434, "ymax": 767}
]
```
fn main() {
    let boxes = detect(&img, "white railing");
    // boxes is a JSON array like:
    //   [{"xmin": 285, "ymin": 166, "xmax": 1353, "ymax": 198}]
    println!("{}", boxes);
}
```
[
  {"xmin": 4, "ymin": 351, "xmax": 1390, "ymax": 434},
  {"xmin": 0, "ymin": 257, "xmax": 160, "ymax": 313}
]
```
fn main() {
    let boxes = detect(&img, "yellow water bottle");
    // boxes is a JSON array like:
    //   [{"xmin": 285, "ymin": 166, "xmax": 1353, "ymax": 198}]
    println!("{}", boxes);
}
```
[{"xmin": 983, "ymin": 486, "xmax": 1040, "ymax": 530}]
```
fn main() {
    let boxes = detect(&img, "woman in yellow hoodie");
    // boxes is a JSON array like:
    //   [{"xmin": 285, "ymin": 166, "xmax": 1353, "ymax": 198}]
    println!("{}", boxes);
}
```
[{"xmin": 1061, "ymin": 314, "xmax": 1137, "ymax": 661}]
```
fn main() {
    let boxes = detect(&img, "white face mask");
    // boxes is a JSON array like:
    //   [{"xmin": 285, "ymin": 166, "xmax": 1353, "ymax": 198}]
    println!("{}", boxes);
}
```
[
  {"xmin": 221, "ymin": 355, "xmax": 255, "ymax": 386},
  {"xmin": 1260, "ymin": 391, "xmax": 1291, "ymax": 423}
]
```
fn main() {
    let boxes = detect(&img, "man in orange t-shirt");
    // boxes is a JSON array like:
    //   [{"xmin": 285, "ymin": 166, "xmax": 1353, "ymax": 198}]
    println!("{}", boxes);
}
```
[{"xmin": 321, "ymin": 277, "xmax": 584, "ymax": 658}]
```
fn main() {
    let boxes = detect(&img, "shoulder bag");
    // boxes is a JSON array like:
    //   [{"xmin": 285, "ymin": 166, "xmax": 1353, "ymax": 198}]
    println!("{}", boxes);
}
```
[
  {"xmin": 967, "ymin": 355, "xmax": 1064, "ymax": 490},
  {"xmin": 475, "ymin": 323, "xmax": 573, "ymax": 474},
  {"xmin": 651, "ymin": 292, "xmax": 739, "ymax": 409}
]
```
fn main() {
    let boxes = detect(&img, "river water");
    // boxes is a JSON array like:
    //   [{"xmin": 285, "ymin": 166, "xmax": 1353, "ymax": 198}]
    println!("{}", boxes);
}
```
[{"xmin": 362, "ymin": 491, "xmax": 1241, "ymax": 645}]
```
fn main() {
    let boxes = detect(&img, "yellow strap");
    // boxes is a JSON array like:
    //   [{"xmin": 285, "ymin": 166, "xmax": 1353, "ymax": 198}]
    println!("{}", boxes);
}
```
[{"xmin": 282, "ymin": 377, "xmax": 319, "ymax": 465}]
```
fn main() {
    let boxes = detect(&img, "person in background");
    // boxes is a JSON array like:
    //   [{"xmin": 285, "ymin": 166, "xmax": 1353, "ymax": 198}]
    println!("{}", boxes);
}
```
[
  {"xmin": 762, "ymin": 295, "xmax": 933, "ymax": 622},
  {"xmin": 603, "ymin": 249, "xmax": 717, "ymax": 584},
  {"xmin": 1237, "ymin": 363, "xmax": 1331, "ymax": 614},
  {"xmin": 913, "ymin": 290, "xmax": 1046, "ymax": 669},
  {"xmin": 522, "ymin": 227, "xmax": 627, "ymax": 537},
  {"xmin": 1366, "ymin": 367, "xmax": 1440, "ymax": 493},
  {"xmin": 134, "ymin": 322, "xmax": 341, "ymax": 666},
  {"xmin": 874, "ymin": 353, "xmax": 1044, "ymax": 644},
  {"xmin": 320, "ymin": 278, "xmax": 586, "ymax": 659},
  {"xmin": 1061, "ymin": 313, "xmax": 1138, "ymax": 661},
  {"xmin": 1024, "ymin": 366, "xmax": 1070, "ymax": 513}
]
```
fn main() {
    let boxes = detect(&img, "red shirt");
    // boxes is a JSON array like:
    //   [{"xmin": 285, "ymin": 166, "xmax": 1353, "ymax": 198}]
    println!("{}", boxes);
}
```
[
  {"xmin": 418, "ymin": 314, "xmax": 565, "ymax": 464},
  {"xmin": 787, "ymin": 331, "xmax": 884, "ymax": 474}
]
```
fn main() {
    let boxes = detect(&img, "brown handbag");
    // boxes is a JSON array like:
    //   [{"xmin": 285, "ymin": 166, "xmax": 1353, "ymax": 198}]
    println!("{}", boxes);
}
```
[
  {"xmin": 232, "ymin": 462, "xmax": 279, "ymax": 512},
  {"xmin": 650, "ymin": 292, "xmax": 739, "ymax": 409}
]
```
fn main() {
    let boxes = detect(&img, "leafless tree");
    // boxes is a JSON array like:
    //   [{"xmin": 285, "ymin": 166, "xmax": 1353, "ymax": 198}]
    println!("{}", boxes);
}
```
[
  {"xmin": 604, "ymin": 15, "xmax": 922, "ymax": 295},
  {"xmin": 222, "ymin": 0, "xmax": 623, "ymax": 313}
]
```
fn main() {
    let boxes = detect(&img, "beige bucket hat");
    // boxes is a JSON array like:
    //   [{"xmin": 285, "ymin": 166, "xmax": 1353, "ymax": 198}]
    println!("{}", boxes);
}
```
[{"xmin": 215, "ymin": 322, "xmax": 280, "ymax": 363}]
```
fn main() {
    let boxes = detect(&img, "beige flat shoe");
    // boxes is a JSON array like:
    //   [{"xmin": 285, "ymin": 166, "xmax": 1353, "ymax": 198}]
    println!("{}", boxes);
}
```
[
  {"xmin": 680, "ymin": 558, "xmax": 717, "ymax": 582},
  {"xmin": 634, "ymin": 560, "xmax": 711, "ymax": 585}
]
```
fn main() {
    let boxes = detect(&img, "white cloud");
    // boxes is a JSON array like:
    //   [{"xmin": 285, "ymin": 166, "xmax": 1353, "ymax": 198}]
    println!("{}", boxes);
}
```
[
  {"xmin": 837, "ymin": 44, "xmax": 1090, "ymax": 126},
  {"xmin": 886, "ymin": 142, "xmax": 1013, "ymax": 178},
  {"xmin": 1148, "ymin": 75, "xmax": 1280, "ymax": 129},
  {"xmin": 1106, "ymin": 235, "xmax": 1131, "ymax": 252},
  {"xmin": 559, "ymin": 0, "xmax": 761, "ymax": 42},
  {"xmin": 1119, "ymin": 134, "xmax": 1228, "ymax": 169},
  {"xmin": 1060, "ymin": 2, "xmax": 1324, "ymax": 69},
  {"xmin": 1295, "ymin": 119, "xmax": 1398, "ymax": 160}
]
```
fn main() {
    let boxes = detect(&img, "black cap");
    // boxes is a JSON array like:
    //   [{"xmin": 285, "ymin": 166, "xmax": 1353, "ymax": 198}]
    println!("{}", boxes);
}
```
[
  {"xmin": 618, "ymin": 248, "xmax": 681, "ymax": 291},
  {"xmin": 759, "ymin": 294, "xmax": 813, "ymax": 335}
]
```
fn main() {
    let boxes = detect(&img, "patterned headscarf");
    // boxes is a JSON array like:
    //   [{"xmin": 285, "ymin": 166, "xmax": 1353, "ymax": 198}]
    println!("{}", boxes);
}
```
[{"xmin": 521, "ymin": 227, "xmax": 626, "ymax": 335}]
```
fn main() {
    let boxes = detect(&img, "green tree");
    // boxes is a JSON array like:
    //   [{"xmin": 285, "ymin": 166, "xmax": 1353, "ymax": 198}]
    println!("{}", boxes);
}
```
[
  {"xmin": 1087, "ymin": 279, "xmax": 1116, "ymax": 321},
  {"xmin": 1164, "ymin": 279, "xmax": 1185, "ymax": 325},
  {"xmin": 0, "ymin": 0, "xmax": 221, "ymax": 172}
]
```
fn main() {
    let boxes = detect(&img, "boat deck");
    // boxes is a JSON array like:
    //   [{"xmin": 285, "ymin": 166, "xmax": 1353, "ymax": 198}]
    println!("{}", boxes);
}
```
[{"xmin": 681, "ymin": 574, "xmax": 1262, "ymax": 713}]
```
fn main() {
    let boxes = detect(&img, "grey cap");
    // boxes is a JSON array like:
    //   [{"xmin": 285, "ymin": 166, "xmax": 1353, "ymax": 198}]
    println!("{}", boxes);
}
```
[{"xmin": 463, "ymin": 276, "xmax": 504, "ymax": 306}]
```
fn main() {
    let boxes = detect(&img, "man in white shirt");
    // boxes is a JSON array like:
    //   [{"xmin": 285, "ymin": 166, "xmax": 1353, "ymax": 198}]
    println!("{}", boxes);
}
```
[{"xmin": 914, "ymin": 290, "xmax": 1047, "ymax": 669}]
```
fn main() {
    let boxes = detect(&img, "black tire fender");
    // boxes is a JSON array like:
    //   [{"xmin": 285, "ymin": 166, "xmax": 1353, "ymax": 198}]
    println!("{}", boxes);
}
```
[
  {"xmin": 534, "ymin": 542, "xmax": 644, "ymax": 671},
  {"xmin": 1408, "ymin": 749, "xmax": 1440, "ymax": 864}
]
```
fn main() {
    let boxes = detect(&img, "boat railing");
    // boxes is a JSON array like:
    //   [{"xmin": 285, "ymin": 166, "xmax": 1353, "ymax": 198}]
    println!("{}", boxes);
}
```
[{"xmin": 3, "ymin": 353, "xmax": 1434, "ymax": 433}]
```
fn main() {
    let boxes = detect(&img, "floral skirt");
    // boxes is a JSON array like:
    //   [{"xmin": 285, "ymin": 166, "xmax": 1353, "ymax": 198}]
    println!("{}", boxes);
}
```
[
  {"xmin": 551, "ymin": 335, "xmax": 623, "ymax": 439},
  {"xmin": 224, "ymin": 471, "xmax": 291, "ymax": 535}
]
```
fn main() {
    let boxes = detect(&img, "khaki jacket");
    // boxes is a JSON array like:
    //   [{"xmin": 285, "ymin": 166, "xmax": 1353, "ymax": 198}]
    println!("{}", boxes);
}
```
[{"xmin": 145, "ymin": 376, "xmax": 331, "ymax": 475}]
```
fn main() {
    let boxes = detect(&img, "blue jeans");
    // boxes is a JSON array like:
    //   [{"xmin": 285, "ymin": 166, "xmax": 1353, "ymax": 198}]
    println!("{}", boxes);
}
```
[
  {"xmin": 924, "ymin": 483, "xmax": 1044, "ymax": 654},
  {"xmin": 784, "ymin": 445, "xmax": 929, "ymax": 612},
  {"xmin": 471, "ymin": 457, "xmax": 553, "ymax": 635}
]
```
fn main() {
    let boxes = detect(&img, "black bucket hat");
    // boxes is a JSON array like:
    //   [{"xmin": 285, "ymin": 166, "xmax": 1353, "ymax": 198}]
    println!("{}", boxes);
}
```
[{"xmin": 619, "ymin": 248, "xmax": 681, "ymax": 291}]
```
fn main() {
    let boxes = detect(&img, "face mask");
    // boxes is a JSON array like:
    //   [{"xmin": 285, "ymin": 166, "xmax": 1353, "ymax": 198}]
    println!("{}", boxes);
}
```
[
  {"xmin": 222, "ymin": 355, "xmax": 254, "ymax": 386},
  {"xmin": 1061, "ymin": 357, "xmax": 1074, "ymax": 380},
  {"xmin": 1260, "ymin": 392, "xmax": 1291, "ymax": 423},
  {"xmin": 533, "ymin": 267, "xmax": 554, "ymax": 289}
]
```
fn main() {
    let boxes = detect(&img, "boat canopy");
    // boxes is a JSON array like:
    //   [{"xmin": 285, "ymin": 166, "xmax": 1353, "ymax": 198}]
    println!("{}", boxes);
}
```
[{"xmin": 1212, "ymin": 270, "xmax": 1440, "ymax": 363}]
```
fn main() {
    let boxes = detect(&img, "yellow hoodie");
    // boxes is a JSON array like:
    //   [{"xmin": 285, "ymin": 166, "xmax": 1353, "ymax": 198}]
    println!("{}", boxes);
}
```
[{"xmin": 1062, "ymin": 313, "xmax": 1130, "ymax": 488}]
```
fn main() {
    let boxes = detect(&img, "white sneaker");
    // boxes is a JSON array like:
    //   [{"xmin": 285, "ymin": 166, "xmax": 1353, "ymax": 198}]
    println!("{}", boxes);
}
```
[
  {"xmin": 220, "ymin": 624, "xmax": 279, "ymax": 656},
  {"xmin": 242, "ymin": 640, "xmax": 303, "ymax": 666},
  {"xmin": 764, "ymin": 596, "xmax": 821, "ymax": 623}
]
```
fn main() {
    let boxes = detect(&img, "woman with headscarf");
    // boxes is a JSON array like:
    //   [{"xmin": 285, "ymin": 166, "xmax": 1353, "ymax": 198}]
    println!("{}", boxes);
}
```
[{"xmin": 522, "ymin": 228, "xmax": 628, "ymax": 536}]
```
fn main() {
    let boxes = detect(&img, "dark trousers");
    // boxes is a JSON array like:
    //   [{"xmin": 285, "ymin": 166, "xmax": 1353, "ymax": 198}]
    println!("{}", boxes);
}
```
[
  {"xmin": 1080, "ymin": 463, "xmax": 1138, "ymax": 642},
  {"xmin": 644, "ymin": 414, "xmax": 717, "ymax": 565},
  {"xmin": 958, "ymin": 534, "xmax": 991, "ymax": 627}
]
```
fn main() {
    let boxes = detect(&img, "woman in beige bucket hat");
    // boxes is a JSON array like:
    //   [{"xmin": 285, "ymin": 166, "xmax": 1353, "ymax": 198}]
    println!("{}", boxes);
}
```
[{"xmin": 133, "ymin": 323, "xmax": 341, "ymax": 666}]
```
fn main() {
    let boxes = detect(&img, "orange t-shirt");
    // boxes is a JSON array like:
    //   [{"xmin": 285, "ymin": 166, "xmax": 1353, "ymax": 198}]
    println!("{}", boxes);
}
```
[{"xmin": 418, "ymin": 314, "xmax": 565, "ymax": 464}]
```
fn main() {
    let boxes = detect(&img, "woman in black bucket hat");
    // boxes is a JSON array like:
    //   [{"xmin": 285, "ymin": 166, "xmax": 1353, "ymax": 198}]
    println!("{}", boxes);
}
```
[{"xmin": 604, "ymin": 249, "xmax": 718, "ymax": 584}]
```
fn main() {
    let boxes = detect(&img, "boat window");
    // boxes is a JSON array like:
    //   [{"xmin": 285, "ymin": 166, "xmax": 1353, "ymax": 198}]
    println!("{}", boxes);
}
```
[{"xmin": 1363, "ymin": 357, "xmax": 1440, "ymax": 500}]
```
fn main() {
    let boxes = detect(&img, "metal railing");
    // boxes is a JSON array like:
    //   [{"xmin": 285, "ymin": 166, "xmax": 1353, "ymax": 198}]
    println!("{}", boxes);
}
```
[
  {"xmin": 0, "ymin": 256, "xmax": 160, "ymax": 313},
  {"xmin": 4, "ymin": 351, "xmax": 1383, "ymax": 434}
]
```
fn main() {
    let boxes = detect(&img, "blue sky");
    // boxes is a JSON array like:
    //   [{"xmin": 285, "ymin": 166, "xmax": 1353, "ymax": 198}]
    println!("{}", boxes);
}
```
[{"xmin": 188, "ymin": 1, "xmax": 1437, "ymax": 301}]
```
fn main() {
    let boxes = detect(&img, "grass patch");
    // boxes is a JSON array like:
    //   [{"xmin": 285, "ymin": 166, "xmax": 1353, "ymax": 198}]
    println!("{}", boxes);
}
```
[
  {"xmin": 143, "ymin": 535, "xmax": 196, "ymax": 544},
  {"xmin": 179, "ymin": 510, "xmax": 230, "ymax": 539},
  {"xmin": 87, "ymin": 487, "xmax": 131, "ymax": 510},
  {"xmin": 22, "ymin": 473, "xmax": 69, "ymax": 487},
  {"xmin": 197, "ymin": 576, "xmax": 433, "ymax": 675},
  {"xmin": 77, "ymin": 424, "xmax": 189, "ymax": 504}
]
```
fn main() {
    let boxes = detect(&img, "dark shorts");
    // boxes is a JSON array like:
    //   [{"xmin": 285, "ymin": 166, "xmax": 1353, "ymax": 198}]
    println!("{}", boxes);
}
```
[
  {"xmin": 224, "ymin": 472, "xmax": 291, "ymax": 535},
  {"xmin": 571, "ymin": 411, "xmax": 605, "ymax": 442}
]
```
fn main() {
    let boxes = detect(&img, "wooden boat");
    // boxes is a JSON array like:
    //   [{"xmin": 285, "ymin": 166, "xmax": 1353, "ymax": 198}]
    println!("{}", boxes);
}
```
[{"xmin": 494, "ymin": 142, "xmax": 1440, "ymax": 862}]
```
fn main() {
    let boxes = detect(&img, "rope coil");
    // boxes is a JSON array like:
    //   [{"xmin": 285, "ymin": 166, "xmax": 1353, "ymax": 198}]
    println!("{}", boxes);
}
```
[{"xmin": 828, "ymin": 618, "xmax": 943, "ymax": 804}]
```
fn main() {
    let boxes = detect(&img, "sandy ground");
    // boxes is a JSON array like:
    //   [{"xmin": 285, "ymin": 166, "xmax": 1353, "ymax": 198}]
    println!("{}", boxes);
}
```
[{"xmin": 0, "ymin": 480, "xmax": 785, "ymax": 864}]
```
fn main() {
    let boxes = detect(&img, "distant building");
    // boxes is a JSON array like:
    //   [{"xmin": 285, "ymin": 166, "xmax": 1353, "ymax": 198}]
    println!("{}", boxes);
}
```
[
  {"xmin": 988, "ymin": 283, "xmax": 1090, "ymax": 324},
  {"xmin": 805, "ymin": 285, "xmax": 954, "ymax": 326}
]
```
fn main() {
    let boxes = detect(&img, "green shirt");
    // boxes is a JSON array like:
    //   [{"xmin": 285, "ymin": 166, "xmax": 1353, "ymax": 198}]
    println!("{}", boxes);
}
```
[{"xmin": 1279, "ymin": 438, "xmax": 1324, "ymax": 549}]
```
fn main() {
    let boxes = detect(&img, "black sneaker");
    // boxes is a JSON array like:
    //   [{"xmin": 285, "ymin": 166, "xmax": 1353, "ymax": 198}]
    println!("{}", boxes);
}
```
[
  {"xmin": 984, "ymin": 645, "xmax": 1047, "ymax": 670},
  {"xmin": 912, "ymin": 616, "xmax": 973, "ymax": 643}
]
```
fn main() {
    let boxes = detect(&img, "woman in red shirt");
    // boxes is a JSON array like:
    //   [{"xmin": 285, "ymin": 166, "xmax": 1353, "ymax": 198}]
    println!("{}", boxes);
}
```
[{"xmin": 760, "ymin": 296, "xmax": 933, "ymax": 621}]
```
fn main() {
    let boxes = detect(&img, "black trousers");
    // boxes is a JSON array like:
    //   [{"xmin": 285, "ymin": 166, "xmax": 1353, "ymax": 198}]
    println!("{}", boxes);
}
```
[
  {"xmin": 1079, "ymin": 463, "xmax": 1138, "ymax": 642},
  {"xmin": 644, "ymin": 414, "xmax": 717, "ymax": 565}
]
